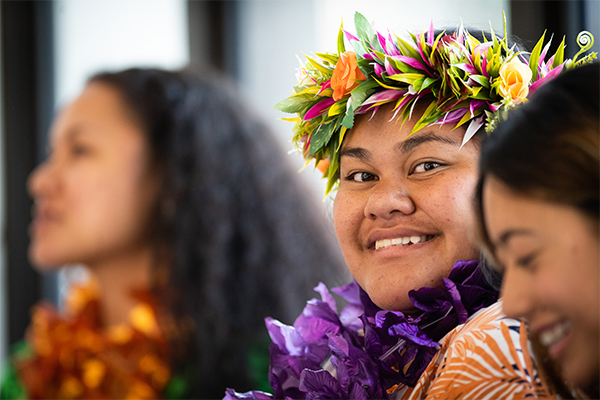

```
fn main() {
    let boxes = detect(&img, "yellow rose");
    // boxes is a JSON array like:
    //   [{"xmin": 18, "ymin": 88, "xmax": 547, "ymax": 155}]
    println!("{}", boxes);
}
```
[
  {"xmin": 498, "ymin": 58, "xmax": 533, "ymax": 104},
  {"xmin": 331, "ymin": 51, "xmax": 366, "ymax": 101}
]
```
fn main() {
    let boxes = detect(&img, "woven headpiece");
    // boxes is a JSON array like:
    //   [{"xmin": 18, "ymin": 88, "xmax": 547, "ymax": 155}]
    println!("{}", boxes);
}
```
[{"xmin": 275, "ymin": 12, "xmax": 596, "ymax": 194}]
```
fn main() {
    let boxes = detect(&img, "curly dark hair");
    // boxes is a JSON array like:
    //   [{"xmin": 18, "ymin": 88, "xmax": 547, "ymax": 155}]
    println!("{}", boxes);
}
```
[{"xmin": 89, "ymin": 68, "xmax": 347, "ymax": 398}]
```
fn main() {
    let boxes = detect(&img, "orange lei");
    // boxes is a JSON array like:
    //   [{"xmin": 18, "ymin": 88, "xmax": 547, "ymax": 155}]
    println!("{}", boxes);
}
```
[{"xmin": 13, "ymin": 280, "xmax": 172, "ymax": 399}]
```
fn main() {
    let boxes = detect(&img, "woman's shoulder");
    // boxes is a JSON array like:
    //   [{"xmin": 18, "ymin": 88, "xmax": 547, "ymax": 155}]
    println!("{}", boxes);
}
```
[{"xmin": 398, "ymin": 301, "xmax": 558, "ymax": 400}]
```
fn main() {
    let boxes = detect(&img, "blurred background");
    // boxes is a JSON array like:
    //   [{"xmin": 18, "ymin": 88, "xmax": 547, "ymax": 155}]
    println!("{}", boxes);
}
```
[{"xmin": 0, "ymin": 0, "xmax": 598, "ymax": 370}]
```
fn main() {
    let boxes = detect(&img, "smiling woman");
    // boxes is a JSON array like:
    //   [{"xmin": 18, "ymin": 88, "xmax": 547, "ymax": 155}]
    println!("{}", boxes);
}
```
[
  {"xmin": 477, "ymin": 62, "xmax": 600, "ymax": 398},
  {"xmin": 226, "ymin": 13, "xmax": 596, "ymax": 400},
  {"xmin": 334, "ymin": 103, "xmax": 481, "ymax": 311}
]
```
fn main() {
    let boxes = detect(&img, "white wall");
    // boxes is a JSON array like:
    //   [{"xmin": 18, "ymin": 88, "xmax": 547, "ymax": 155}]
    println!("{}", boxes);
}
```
[{"xmin": 53, "ymin": 0, "xmax": 189, "ymax": 108}]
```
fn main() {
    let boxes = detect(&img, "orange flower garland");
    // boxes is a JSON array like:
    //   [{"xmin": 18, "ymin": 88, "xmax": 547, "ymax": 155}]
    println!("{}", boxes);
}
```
[{"xmin": 10, "ymin": 281, "xmax": 173, "ymax": 399}]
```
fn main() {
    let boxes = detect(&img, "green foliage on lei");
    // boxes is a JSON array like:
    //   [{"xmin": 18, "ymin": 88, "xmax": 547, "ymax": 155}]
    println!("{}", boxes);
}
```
[{"xmin": 275, "ymin": 12, "xmax": 596, "ymax": 194}]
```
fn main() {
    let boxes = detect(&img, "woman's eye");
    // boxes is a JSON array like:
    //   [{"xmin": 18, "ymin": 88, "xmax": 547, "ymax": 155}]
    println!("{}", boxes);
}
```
[
  {"xmin": 349, "ymin": 171, "xmax": 376, "ymax": 182},
  {"xmin": 516, "ymin": 252, "xmax": 539, "ymax": 271},
  {"xmin": 71, "ymin": 144, "xmax": 90, "ymax": 156},
  {"xmin": 413, "ymin": 161, "xmax": 440, "ymax": 173}
]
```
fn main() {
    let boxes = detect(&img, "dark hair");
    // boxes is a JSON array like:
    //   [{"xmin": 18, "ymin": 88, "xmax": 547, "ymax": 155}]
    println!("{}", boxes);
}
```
[
  {"xmin": 476, "ymin": 62, "xmax": 600, "ymax": 397},
  {"xmin": 477, "ymin": 62, "xmax": 599, "ymax": 244},
  {"xmin": 89, "ymin": 68, "xmax": 346, "ymax": 398}
]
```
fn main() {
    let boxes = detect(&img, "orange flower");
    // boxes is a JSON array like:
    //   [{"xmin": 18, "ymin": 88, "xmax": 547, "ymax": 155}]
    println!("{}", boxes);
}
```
[
  {"xmin": 331, "ymin": 51, "xmax": 366, "ymax": 101},
  {"xmin": 316, "ymin": 159, "xmax": 330, "ymax": 174},
  {"xmin": 498, "ymin": 58, "xmax": 532, "ymax": 104}
]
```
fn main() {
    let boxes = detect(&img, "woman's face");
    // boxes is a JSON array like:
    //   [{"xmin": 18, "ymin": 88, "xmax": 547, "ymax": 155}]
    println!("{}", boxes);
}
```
[
  {"xmin": 333, "ymin": 104, "xmax": 481, "ymax": 311},
  {"xmin": 28, "ymin": 82, "xmax": 162, "ymax": 270},
  {"xmin": 483, "ymin": 177, "xmax": 600, "ymax": 388}
]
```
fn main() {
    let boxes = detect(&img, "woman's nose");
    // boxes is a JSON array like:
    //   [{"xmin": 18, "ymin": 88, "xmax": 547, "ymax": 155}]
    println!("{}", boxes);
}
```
[
  {"xmin": 27, "ymin": 161, "xmax": 57, "ymax": 199},
  {"xmin": 364, "ymin": 179, "xmax": 416, "ymax": 220},
  {"xmin": 500, "ymin": 266, "xmax": 534, "ymax": 321}
]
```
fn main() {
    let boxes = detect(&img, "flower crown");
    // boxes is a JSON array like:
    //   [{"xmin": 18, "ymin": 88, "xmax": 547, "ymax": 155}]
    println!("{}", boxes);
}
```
[{"xmin": 275, "ymin": 12, "xmax": 596, "ymax": 194}]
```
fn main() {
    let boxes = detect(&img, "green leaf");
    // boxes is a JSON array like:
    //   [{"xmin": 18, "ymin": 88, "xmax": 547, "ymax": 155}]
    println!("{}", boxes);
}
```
[
  {"xmin": 469, "ymin": 74, "xmax": 490, "ymax": 88},
  {"xmin": 309, "ymin": 122, "xmax": 336, "ymax": 155},
  {"xmin": 337, "ymin": 25, "xmax": 346, "ymax": 55},
  {"xmin": 314, "ymin": 52, "xmax": 339, "ymax": 66},
  {"xmin": 274, "ymin": 94, "xmax": 319, "ymax": 114},
  {"xmin": 305, "ymin": 55, "xmax": 334, "ymax": 75},
  {"xmin": 388, "ymin": 73, "xmax": 424, "ymax": 84},
  {"xmin": 395, "ymin": 34, "xmax": 422, "ymax": 60},
  {"xmin": 328, "ymin": 100, "xmax": 347, "ymax": 117},
  {"xmin": 421, "ymin": 77, "xmax": 438, "ymax": 91},
  {"xmin": 354, "ymin": 12, "xmax": 374, "ymax": 42},
  {"xmin": 529, "ymin": 31, "xmax": 546, "ymax": 81},
  {"xmin": 342, "ymin": 110, "xmax": 355, "ymax": 129},
  {"xmin": 552, "ymin": 36, "xmax": 566, "ymax": 68}
]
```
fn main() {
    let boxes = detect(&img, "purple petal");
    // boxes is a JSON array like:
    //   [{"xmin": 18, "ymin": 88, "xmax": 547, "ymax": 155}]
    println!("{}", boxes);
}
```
[
  {"xmin": 373, "ymin": 62, "xmax": 384, "ymax": 78},
  {"xmin": 387, "ymin": 322, "xmax": 439, "ymax": 348},
  {"xmin": 442, "ymin": 279, "xmax": 469, "ymax": 324},
  {"xmin": 436, "ymin": 108, "xmax": 468, "ymax": 125},
  {"xmin": 469, "ymin": 99, "xmax": 485, "ymax": 117},
  {"xmin": 303, "ymin": 97, "xmax": 336, "ymax": 120},
  {"xmin": 314, "ymin": 282, "xmax": 337, "ymax": 313},
  {"xmin": 299, "ymin": 369, "xmax": 343, "ymax": 398},
  {"xmin": 223, "ymin": 389, "xmax": 274, "ymax": 400},
  {"xmin": 331, "ymin": 281, "xmax": 361, "ymax": 305},
  {"xmin": 265, "ymin": 317, "xmax": 306, "ymax": 355}
]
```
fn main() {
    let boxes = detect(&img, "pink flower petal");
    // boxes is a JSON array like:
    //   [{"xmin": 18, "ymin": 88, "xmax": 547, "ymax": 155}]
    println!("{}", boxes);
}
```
[
  {"xmin": 343, "ymin": 29, "xmax": 359, "ymax": 42},
  {"xmin": 385, "ymin": 59, "xmax": 401, "ymax": 76},
  {"xmin": 393, "ymin": 55, "xmax": 429, "ymax": 72},
  {"xmin": 427, "ymin": 20, "xmax": 434, "ymax": 45},
  {"xmin": 529, "ymin": 64, "xmax": 564, "ymax": 95},
  {"xmin": 303, "ymin": 97, "xmax": 336, "ymax": 120},
  {"xmin": 362, "ymin": 89, "xmax": 406, "ymax": 106}
]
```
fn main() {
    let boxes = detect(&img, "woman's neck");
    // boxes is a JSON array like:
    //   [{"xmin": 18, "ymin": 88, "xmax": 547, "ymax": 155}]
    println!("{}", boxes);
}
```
[{"xmin": 87, "ymin": 244, "xmax": 167, "ymax": 327}]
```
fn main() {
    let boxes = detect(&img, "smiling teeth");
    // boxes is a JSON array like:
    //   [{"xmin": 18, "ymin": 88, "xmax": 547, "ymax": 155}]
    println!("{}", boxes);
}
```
[
  {"xmin": 539, "ymin": 321, "xmax": 571, "ymax": 347},
  {"xmin": 375, "ymin": 235, "xmax": 433, "ymax": 250}
]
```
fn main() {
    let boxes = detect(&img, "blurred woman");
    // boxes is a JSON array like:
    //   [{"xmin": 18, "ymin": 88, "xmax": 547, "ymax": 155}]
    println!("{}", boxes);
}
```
[
  {"xmin": 477, "ymin": 63, "xmax": 599, "ymax": 397},
  {"xmin": 2, "ymin": 68, "xmax": 345, "ymax": 399}
]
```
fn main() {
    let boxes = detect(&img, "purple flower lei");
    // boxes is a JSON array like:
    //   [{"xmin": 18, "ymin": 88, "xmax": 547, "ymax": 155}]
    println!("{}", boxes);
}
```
[{"xmin": 225, "ymin": 260, "xmax": 498, "ymax": 400}]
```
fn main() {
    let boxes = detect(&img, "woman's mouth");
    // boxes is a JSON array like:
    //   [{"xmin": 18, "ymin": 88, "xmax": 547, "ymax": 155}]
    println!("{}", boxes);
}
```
[
  {"xmin": 538, "ymin": 320, "xmax": 571, "ymax": 360},
  {"xmin": 374, "ymin": 235, "xmax": 436, "ymax": 250}
]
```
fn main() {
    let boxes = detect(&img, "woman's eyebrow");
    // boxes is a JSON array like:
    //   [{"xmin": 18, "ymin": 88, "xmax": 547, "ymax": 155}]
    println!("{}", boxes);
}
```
[
  {"xmin": 340, "ymin": 147, "xmax": 371, "ymax": 161},
  {"xmin": 494, "ymin": 228, "xmax": 535, "ymax": 248},
  {"xmin": 398, "ymin": 131, "xmax": 459, "ymax": 154}
]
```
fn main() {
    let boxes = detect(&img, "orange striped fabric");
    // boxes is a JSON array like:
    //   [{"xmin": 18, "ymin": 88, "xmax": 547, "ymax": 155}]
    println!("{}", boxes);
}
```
[{"xmin": 392, "ymin": 301, "xmax": 556, "ymax": 399}]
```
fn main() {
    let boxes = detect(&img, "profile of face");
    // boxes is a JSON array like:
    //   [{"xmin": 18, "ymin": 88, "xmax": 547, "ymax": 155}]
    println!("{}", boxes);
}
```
[
  {"xmin": 333, "ymin": 103, "xmax": 481, "ymax": 311},
  {"xmin": 483, "ymin": 177, "xmax": 600, "ymax": 388},
  {"xmin": 28, "ymin": 82, "xmax": 162, "ymax": 270}
]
